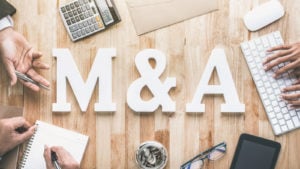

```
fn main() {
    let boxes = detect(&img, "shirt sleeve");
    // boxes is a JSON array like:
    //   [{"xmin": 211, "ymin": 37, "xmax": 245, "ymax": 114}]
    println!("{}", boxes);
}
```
[
  {"xmin": 0, "ymin": 15, "xmax": 13, "ymax": 31},
  {"xmin": 0, "ymin": 0, "xmax": 16, "ymax": 19}
]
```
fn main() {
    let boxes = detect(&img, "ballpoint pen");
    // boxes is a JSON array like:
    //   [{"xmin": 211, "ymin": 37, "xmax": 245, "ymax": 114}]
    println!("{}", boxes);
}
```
[
  {"xmin": 51, "ymin": 151, "xmax": 62, "ymax": 169},
  {"xmin": 15, "ymin": 71, "xmax": 50, "ymax": 90}
]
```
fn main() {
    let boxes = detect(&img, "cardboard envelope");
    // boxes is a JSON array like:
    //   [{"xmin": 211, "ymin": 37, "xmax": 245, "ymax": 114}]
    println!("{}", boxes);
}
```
[{"xmin": 126, "ymin": 0, "xmax": 218, "ymax": 35}]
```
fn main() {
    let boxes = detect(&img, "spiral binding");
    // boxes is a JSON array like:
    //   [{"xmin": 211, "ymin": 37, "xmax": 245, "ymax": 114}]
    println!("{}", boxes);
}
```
[{"xmin": 18, "ymin": 123, "xmax": 39, "ymax": 169}]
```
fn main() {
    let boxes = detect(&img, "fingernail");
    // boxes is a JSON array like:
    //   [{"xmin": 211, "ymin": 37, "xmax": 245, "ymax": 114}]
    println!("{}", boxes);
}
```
[
  {"xmin": 44, "ymin": 145, "xmax": 48, "ymax": 150},
  {"xmin": 263, "ymin": 58, "xmax": 267, "ymax": 63},
  {"xmin": 264, "ymin": 66, "xmax": 268, "ymax": 70}
]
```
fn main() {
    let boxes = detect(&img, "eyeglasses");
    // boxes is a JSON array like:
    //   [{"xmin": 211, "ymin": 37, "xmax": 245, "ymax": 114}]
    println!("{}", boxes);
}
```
[{"xmin": 180, "ymin": 142, "xmax": 227, "ymax": 169}]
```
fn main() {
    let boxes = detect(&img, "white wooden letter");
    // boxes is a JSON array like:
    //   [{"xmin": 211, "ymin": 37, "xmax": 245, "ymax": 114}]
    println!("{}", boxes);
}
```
[
  {"xmin": 186, "ymin": 48, "xmax": 245, "ymax": 113},
  {"xmin": 127, "ymin": 49, "xmax": 176, "ymax": 113},
  {"xmin": 52, "ymin": 48, "xmax": 116, "ymax": 112}
]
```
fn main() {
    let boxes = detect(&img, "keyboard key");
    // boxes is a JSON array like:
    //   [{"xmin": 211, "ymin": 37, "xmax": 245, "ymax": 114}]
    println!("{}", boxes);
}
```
[
  {"xmin": 70, "ymin": 3, "xmax": 75, "ymax": 9},
  {"xmin": 71, "ymin": 18, "xmax": 76, "ymax": 24},
  {"xmin": 279, "ymin": 119, "xmax": 285, "ymax": 125},
  {"xmin": 80, "ymin": 14, "xmax": 85, "ymax": 20},
  {"xmin": 73, "ymin": 10, "xmax": 78, "ymax": 16},
  {"xmin": 76, "ymin": 16, "xmax": 80, "ymax": 22},
  {"xmin": 66, "ymin": 20, "xmax": 71, "ymax": 25},
  {"xmin": 292, "ymin": 116, "xmax": 300, "ymax": 127},
  {"xmin": 64, "ymin": 13, "xmax": 69, "ymax": 19},
  {"xmin": 66, "ymin": 5, "xmax": 71, "ymax": 11},
  {"xmin": 271, "ymin": 118, "xmax": 278, "ymax": 125},
  {"xmin": 68, "ymin": 12, "xmax": 73, "ymax": 17},
  {"xmin": 281, "ymin": 125, "xmax": 288, "ymax": 132},
  {"xmin": 284, "ymin": 113, "xmax": 291, "ymax": 120},
  {"xmin": 269, "ymin": 112, "xmax": 275, "ymax": 119},
  {"xmin": 61, "ymin": 7, "xmax": 66, "ymax": 13},
  {"xmin": 273, "ymin": 124, "xmax": 281, "ymax": 135},
  {"xmin": 75, "ymin": 1, "xmax": 79, "ymax": 7},
  {"xmin": 287, "ymin": 120, "xmax": 294, "ymax": 130}
]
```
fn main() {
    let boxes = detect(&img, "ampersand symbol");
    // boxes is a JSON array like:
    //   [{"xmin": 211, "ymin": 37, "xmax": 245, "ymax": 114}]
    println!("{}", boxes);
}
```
[{"xmin": 127, "ymin": 49, "xmax": 176, "ymax": 113}]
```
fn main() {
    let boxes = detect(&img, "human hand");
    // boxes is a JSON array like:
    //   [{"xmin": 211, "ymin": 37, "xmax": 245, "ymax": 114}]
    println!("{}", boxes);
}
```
[
  {"xmin": 44, "ymin": 145, "xmax": 80, "ymax": 169},
  {"xmin": 0, "ymin": 117, "xmax": 35, "ymax": 156},
  {"xmin": 0, "ymin": 27, "xmax": 50, "ymax": 91},
  {"xmin": 281, "ymin": 80, "xmax": 300, "ymax": 108},
  {"xmin": 263, "ymin": 42, "xmax": 300, "ymax": 78}
]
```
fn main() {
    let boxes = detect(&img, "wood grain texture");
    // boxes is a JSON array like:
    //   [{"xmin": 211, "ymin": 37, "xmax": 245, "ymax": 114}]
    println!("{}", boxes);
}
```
[{"xmin": 1, "ymin": 0, "xmax": 299, "ymax": 168}]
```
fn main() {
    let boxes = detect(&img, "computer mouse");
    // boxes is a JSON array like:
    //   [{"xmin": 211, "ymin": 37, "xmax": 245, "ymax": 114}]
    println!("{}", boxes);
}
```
[{"xmin": 243, "ymin": 0, "xmax": 285, "ymax": 31}]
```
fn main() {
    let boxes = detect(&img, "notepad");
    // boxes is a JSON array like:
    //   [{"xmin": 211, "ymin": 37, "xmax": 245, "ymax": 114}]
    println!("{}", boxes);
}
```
[{"xmin": 19, "ymin": 120, "xmax": 89, "ymax": 169}]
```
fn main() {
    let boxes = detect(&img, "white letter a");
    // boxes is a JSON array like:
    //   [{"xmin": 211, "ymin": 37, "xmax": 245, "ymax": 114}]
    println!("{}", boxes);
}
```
[{"xmin": 186, "ymin": 48, "xmax": 245, "ymax": 113}]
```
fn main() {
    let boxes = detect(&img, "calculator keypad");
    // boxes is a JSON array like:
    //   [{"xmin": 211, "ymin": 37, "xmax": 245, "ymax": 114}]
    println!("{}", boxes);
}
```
[{"xmin": 60, "ymin": 0, "xmax": 105, "ymax": 41}]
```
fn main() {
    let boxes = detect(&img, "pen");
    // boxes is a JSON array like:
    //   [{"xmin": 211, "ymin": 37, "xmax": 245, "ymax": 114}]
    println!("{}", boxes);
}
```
[
  {"xmin": 51, "ymin": 151, "xmax": 62, "ymax": 169},
  {"xmin": 15, "ymin": 71, "xmax": 50, "ymax": 90}
]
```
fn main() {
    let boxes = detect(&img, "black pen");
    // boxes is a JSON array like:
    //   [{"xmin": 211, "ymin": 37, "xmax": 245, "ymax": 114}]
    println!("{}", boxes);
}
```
[
  {"xmin": 51, "ymin": 151, "xmax": 62, "ymax": 169},
  {"xmin": 15, "ymin": 71, "xmax": 50, "ymax": 90}
]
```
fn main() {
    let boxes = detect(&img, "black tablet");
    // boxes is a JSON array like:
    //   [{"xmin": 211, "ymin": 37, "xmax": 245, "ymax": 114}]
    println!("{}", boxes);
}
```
[{"xmin": 230, "ymin": 133, "xmax": 281, "ymax": 169}]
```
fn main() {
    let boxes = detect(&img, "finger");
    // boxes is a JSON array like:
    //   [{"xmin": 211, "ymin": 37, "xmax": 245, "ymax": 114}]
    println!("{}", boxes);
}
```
[
  {"xmin": 8, "ymin": 117, "xmax": 27, "ymax": 128},
  {"xmin": 32, "ymin": 60, "xmax": 50, "ymax": 69},
  {"xmin": 274, "ymin": 61, "xmax": 300, "ymax": 78},
  {"xmin": 32, "ymin": 51, "xmax": 42, "ymax": 59},
  {"xmin": 281, "ymin": 92, "xmax": 300, "ymax": 100},
  {"xmin": 292, "ymin": 69, "xmax": 300, "ymax": 77},
  {"xmin": 287, "ymin": 100, "xmax": 300, "ymax": 106},
  {"xmin": 267, "ymin": 44, "xmax": 292, "ymax": 52},
  {"xmin": 289, "ymin": 105, "xmax": 300, "ymax": 109},
  {"xmin": 44, "ymin": 145, "xmax": 56, "ymax": 169},
  {"xmin": 14, "ymin": 125, "xmax": 35, "ymax": 144},
  {"xmin": 293, "ymin": 79, "xmax": 300, "ymax": 85},
  {"xmin": 264, "ymin": 53, "xmax": 296, "ymax": 72},
  {"xmin": 3, "ymin": 59, "xmax": 17, "ymax": 85},
  {"xmin": 26, "ymin": 69, "xmax": 50, "ymax": 87},
  {"xmin": 18, "ymin": 78, "xmax": 40, "ymax": 92},
  {"xmin": 51, "ymin": 146, "xmax": 67, "ymax": 164},
  {"xmin": 283, "ymin": 84, "xmax": 300, "ymax": 92},
  {"xmin": 263, "ymin": 49, "xmax": 293, "ymax": 65}
]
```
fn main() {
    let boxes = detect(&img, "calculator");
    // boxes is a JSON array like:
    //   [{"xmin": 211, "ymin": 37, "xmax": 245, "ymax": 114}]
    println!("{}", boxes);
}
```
[{"xmin": 59, "ymin": 0, "xmax": 121, "ymax": 41}]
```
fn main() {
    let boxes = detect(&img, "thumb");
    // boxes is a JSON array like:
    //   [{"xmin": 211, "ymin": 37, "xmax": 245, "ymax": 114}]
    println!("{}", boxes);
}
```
[
  {"xmin": 44, "ymin": 145, "xmax": 55, "ymax": 169},
  {"xmin": 3, "ymin": 59, "xmax": 17, "ymax": 85},
  {"xmin": 15, "ymin": 125, "xmax": 35, "ymax": 144}
]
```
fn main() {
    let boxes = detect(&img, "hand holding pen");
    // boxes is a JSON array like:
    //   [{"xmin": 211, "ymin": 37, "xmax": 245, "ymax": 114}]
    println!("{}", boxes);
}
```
[
  {"xmin": 44, "ymin": 145, "xmax": 80, "ymax": 169},
  {"xmin": 0, "ymin": 27, "xmax": 50, "ymax": 92},
  {"xmin": 15, "ymin": 71, "xmax": 50, "ymax": 90}
]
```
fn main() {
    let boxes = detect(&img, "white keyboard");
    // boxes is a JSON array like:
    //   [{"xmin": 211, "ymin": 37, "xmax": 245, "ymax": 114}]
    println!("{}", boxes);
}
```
[{"xmin": 241, "ymin": 31, "xmax": 300, "ymax": 135}]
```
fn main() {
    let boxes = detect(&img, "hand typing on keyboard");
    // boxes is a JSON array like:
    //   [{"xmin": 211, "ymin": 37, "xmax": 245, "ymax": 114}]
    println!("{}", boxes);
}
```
[
  {"xmin": 263, "ymin": 42, "xmax": 300, "ymax": 78},
  {"xmin": 241, "ymin": 31, "xmax": 300, "ymax": 135},
  {"xmin": 262, "ymin": 42, "xmax": 300, "ymax": 108}
]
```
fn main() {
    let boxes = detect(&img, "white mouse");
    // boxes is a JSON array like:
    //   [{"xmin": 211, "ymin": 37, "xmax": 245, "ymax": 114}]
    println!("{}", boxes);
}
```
[{"xmin": 243, "ymin": 0, "xmax": 285, "ymax": 31}]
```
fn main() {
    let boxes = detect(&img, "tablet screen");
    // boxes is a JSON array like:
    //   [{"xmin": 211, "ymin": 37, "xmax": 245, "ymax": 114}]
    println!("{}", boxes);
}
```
[{"xmin": 230, "ymin": 134, "xmax": 281, "ymax": 169}]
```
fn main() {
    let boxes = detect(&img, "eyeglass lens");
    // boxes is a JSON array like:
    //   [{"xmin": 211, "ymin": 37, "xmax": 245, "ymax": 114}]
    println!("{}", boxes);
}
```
[
  {"xmin": 182, "ymin": 159, "xmax": 204, "ymax": 169},
  {"xmin": 182, "ymin": 143, "xmax": 226, "ymax": 169},
  {"xmin": 207, "ymin": 145, "xmax": 226, "ymax": 161}
]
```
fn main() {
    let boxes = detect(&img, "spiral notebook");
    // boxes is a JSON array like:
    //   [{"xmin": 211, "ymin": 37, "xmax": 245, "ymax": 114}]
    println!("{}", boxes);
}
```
[{"xmin": 19, "ymin": 120, "xmax": 89, "ymax": 169}]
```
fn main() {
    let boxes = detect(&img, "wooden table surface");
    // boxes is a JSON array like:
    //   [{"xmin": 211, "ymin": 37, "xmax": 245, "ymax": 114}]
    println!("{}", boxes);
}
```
[{"xmin": 1, "ymin": 0, "xmax": 300, "ymax": 168}]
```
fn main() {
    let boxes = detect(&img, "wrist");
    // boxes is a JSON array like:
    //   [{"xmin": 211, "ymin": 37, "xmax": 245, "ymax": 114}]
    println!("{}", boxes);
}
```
[{"xmin": 0, "ymin": 27, "xmax": 14, "ymax": 41}]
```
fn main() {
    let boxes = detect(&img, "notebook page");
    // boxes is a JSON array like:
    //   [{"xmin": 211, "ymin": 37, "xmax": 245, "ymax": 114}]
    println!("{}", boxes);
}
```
[{"xmin": 19, "ymin": 120, "xmax": 89, "ymax": 169}]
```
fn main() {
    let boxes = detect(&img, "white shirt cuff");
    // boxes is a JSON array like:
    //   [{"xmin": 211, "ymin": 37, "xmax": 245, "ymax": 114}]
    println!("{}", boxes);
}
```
[{"xmin": 0, "ymin": 15, "xmax": 14, "ymax": 31}]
